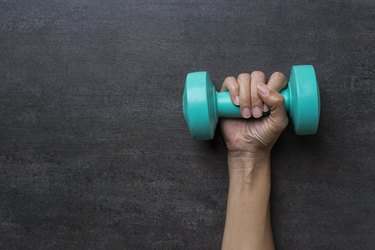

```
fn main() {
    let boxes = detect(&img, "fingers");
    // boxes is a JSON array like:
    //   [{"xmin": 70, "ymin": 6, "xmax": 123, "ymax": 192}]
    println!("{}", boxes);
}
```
[
  {"xmin": 221, "ymin": 71, "xmax": 287, "ymax": 122},
  {"xmin": 237, "ymin": 73, "xmax": 252, "ymax": 118},
  {"xmin": 221, "ymin": 76, "xmax": 239, "ymax": 105},
  {"xmin": 257, "ymin": 83, "xmax": 288, "ymax": 129},
  {"xmin": 250, "ymin": 71, "xmax": 266, "ymax": 118},
  {"xmin": 267, "ymin": 71, "xmax": 287, "ymax": 92}
]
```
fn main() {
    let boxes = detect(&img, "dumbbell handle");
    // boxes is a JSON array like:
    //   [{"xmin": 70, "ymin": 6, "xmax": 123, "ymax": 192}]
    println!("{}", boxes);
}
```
[{"xmin": 216, "ymin": 88, "xmax": 290, "ymax": 117}]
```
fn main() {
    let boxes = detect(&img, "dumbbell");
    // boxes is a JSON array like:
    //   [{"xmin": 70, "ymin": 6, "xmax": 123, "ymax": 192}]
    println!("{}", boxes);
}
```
[{"xmin": 183, "ymin": 65, "xmax": 320, "ymax": 140}]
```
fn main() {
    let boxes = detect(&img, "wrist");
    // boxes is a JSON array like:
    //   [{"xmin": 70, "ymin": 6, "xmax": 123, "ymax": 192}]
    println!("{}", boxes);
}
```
[
  {"xmin": 227, "ymin": 149, "xmax": 270, "ymax": 165},
  {"xmin": 227, "ymin": 152, "xmax": 271, "ymax": 185}
]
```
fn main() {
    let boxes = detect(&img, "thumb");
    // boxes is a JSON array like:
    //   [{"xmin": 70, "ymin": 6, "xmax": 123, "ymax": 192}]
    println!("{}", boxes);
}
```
[{"xmin": 257, "ymin": 83, "xmax": 288, "ymax": 130}]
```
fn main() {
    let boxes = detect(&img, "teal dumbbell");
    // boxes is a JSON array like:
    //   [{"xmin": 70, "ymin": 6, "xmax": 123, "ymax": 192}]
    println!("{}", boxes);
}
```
[{"xmin": 183, "ymin": 65, "xmax": 320, "ymax": 140}]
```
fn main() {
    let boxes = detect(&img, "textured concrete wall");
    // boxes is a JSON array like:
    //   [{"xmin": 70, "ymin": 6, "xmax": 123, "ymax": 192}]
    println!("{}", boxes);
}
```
[{"xmin": 0, "ymin": 0, "xmax": 374, "ymax": 249}]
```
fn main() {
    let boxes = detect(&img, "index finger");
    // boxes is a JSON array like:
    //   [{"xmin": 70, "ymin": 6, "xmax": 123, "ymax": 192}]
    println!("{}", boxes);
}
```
[
  {"xmin": 221, "ymin": 76, "xmax": 239, "ymax": 105},
  {"xmin": 267, "ymin": 72, "xmax": 287, "ymax": 92}
]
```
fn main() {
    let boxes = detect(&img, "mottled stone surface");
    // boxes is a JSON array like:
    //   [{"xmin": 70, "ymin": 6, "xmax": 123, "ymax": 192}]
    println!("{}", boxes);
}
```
[{"xmin": 0, "ymin": 0, "xmax": 374, "ymax": 249}]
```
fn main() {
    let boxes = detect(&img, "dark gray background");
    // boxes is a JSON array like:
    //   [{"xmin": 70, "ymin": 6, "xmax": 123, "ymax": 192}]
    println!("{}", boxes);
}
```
[{"xmin": 1, "ymin": 0, "xmax": 374, "ymax": 249}]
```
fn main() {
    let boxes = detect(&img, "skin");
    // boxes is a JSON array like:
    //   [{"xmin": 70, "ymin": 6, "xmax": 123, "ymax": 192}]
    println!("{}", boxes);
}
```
[{"xmin": 220, "ymin": 71, "xmax": 289, "ymax": 250}]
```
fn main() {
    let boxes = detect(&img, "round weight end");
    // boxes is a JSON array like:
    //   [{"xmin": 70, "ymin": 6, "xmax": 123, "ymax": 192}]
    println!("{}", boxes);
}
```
[
  {"xmin": 288, "ymin": 65, "xmax": 320, "ymax": 135},
  {"xmin": 183, "ymin": 72, "xmax": 218, "ymax": 140}
]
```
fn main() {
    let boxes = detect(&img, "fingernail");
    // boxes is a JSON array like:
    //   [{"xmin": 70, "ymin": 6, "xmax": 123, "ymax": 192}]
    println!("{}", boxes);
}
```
[
  {"xmin": 234, "ymin": 96, "xmax": 240, "ymax": 105},
  {"xmin": 263, "ymin": 104, "xmax": 269, "ymax": 112},
  {"xmin": 252, "ymin": 106, "xmax": 262, "ymax": 118},
  {"xmin": 242, "ymin": 107, "xmax": 251, "ymax": 118},
  {"xmin": 257, "ymin": 84, "xmax": 269, "ymax": 96}
]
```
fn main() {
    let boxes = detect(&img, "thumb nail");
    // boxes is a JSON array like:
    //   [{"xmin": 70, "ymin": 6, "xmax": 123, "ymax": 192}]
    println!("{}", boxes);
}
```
[{"xmin": 257, "ymin": 84, "xmax": 269, "ymax": 96}]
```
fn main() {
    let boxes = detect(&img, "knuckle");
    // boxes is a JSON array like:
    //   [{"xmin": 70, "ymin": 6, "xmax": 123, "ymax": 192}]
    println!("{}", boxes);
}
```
[
  {"xmin": 224, "ymin": 76, "xmax": 235, "ymax": 82},
  {"xmin": 223, "ymin": 76, "xmax": 236, "ymax": 90},
  {"xmin": 237, "ymin": 73, "xmax": 251, "ymax": 81},
  {"xmin": 271, "ymin": 71, "xmax": 286, "ymax": 80},
  {"xmin": 273, "ymin": 94, "xmax": 285, "ymax": 106},
  {"xmin": 251, "ymin": 71, "xmax": 265, "ymax": 78},
  {"xmin": 224, "ymin": 76, "xmax": 235, "ymax": 85},
  {"xmin": 229, "ymin": 82, "xmax": 238, "ymax": 91}
]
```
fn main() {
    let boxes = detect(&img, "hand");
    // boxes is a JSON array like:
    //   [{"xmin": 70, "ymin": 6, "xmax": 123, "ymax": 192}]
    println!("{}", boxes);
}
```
[{"xmin": 220, "ymin": 71, "xmax": 289, "ymax": 159}]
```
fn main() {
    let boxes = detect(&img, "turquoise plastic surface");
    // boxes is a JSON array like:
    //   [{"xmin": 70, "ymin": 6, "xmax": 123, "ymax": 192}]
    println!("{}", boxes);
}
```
[
  {"xmin": 284, "ymin": 65, "xmax": 320, "ymax": 135},
  {"xmin": 183, "ymin": 72, "xmax": 218, "ymax": 140},
  {"xmin": 183, "ymin": 65, "xmax": 320, "ymax": 140}
]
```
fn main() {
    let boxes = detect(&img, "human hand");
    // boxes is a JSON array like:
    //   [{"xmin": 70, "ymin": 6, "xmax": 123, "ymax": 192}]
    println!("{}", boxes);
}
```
[{"xmin": 220, "ymin": 71, "xmax": 289, "ymax": 159}]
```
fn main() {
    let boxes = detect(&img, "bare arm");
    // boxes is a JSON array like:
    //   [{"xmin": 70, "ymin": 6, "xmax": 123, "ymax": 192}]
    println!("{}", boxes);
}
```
[
  {"xmin": 220, "ymin": 71, "xmax": 289, "ymax": 249},
  {"xmin": 222, "ymin": 154, "xmax": 273, "ymax": 250}
]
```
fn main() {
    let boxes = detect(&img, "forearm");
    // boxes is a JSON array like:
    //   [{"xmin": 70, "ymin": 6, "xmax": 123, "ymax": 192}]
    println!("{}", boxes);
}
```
[{"xmin": 222, "ymin": 153, "xmax": 274, "ymax": 250}]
